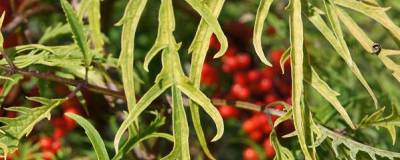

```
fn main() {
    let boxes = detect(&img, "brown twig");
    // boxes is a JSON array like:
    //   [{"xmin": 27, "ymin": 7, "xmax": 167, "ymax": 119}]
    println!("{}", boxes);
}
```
[
  {"xmin": 0, "ymin": 65, "xmax": 125, "ymax": 99},
  {"xmin": 2, "ymin": 4, "xmax": 55, "ymax": 35}
]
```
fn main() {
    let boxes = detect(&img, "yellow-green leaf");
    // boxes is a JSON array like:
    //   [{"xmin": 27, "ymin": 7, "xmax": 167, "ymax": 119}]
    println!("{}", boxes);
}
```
[{"xmin": 253, "ymin": 0, "xmax": 274, "ymax": 66}]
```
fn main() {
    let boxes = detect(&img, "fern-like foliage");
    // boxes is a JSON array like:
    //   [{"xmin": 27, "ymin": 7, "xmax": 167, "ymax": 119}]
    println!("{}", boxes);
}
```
[
  {"xmin": 314, "ymin": 125, "xmax": 400, "ymax": 160},
  {"xmin": 0, "ymin": 97, "xmax": 65, "ymax": 155},
  {"xmin": 360, "ymin": 106, "xmax": 400, "ymax": 145}
]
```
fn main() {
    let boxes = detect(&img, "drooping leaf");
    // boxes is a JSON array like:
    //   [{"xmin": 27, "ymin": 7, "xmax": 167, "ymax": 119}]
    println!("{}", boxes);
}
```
[
  {"xmin": 304, "ymin": 66, "xmax": 355, "ymax": 129},
  {"xmin": 65, "ymin": 113, "xmax": 110, "ymax": 160},
  {"xmin": 185, "ymin": 0, "xmax": 228, "ymax": 58},
  {"xmin": 253, "ymin": 0, "xmax": 274, "ymax": 66},
  {"xmin": 117, "ymin": 0, "xmax": 148, "ymax": 112},
  {"xmin": 86, "ymin": 0, "xmax": 104, "ymax": 50},
  {"xmin": 289, "ymin": 0, "xmax": 313, "ymax": 159},
  {"xmin": 60, "ymin": 0, "xmax": 92, "ymax": 68},
  {"xmin": 187, "ymin": 0, "xmax": 224, "ymax": 159},
  {"xmin": 335, "ymin": 8, "xmax": 400, "ymax": 83},
  {"xmin": 0, "ymin": 97, "xmax": 65, "ymax": 154},
  {"xmin": 308, "ymin": 6, "xmax": 378, "ymax": 108}
]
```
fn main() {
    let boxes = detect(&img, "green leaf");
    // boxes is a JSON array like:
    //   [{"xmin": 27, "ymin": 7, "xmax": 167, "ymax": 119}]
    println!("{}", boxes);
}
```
[
  {"xmin": 315, "ymin": 124, "xmax": 400, "ymax": 160},
  {"xmin": 113, "ymin": 78, "xmax": 172, "ymax": 152},
  {"xmin": 177, "ymin": 78, "xmax": 224, "ymax": 142},
  {"xmin": 270, "ymin": 130, "xmax": 295, "ymax": 160},
  {"xmin": 117, "ymin": 0, "xmax": 147, "ymax": 111},
  {"xmin": 142, "ymin": 0, "xmax": 174, "ymax": 71},
  {"xmin": 253, "ymin": 0, "xmax": 274, "ymax": 66},
  {"xmin": 187, "ymin": 0, "xmax": 224, "ymax": 159},
  {"xmin": 0, "ymin": 98, "xmax": 65, "ymax": 154},
  {"xmin": 0, "ymin": 74, "xmax": 23, "ymax": 106},
  {"xmin": 60, "ymin": 0, "xmax": 92, "ymax": 68},
  {"xmin": 39, "ymin": 23, "xmax": 71, "ymax": 44},
  {"xmin": 289, "ymin": 0, "xmax": 313, "ymax": 159},
  {"xmin": 160, "ymin": 86, "xmax": 190, "ymax": 160},
  {"xmin": 333, "ymin": 0, "xmax": 400, "ymax": 41},
  {"xmin": 0, "ymin": 12, "xmax": 5, "ymax": 47},
  {"xmin": 86, "ymin": 0, "xmax": 104, "ymax": 50},
  {"xmin": 335, "ymin": 8, "xmax": 400, "ymax": 83},
  {"xmin": 359, "ymin": 106, "xmax": 400, "ymax": 145},
  {"xmin": 305, "ymin": 67, "xmax": 355, "ymax": 129},
  {"xmin": 308, "ymin": 6, "xmax": 378, "ymax": 108},
  {"xmin": 185, "ymin": 0, "xmax": 228, "ymax": 58},
  {"xmin": 65, "ymin": 113, "xmax": 110, "ymax": 160},
  {"xmin": 113, "ymin": 111, "xmax": 173, "ymax": 160}
]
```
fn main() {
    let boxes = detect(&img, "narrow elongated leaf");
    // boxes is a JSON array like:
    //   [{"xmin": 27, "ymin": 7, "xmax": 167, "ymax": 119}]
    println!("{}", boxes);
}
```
[
  {"xmin": 253, "ymin": 0, "xmax": 274, "ymax": 66},
  {"xmin": 39, "ymin": 23, "xmax": 71, "ymax": 44},
  {"xmin": 142, "ymin": 0, "xmax": 174, "ymax": 71},
  {"xmin": 315, "ymin": 125, "xmax": 400, "ymax": 160},
  {"xmin": 305, "ymin": 67, "xmax": 355, "ymax": 129},
  {"xmin": 160, "ymin": 86, "xmax": 190, "ymax": 160},
  {"xmin": 177, "ymin": 78, "xmax": 224, "ymax": 142},
  {"xmin": 0, "ymin": 12, "xmax": 5, "ymax": 47},
  {"xmin": 308, "ymin": 8, "xmax": 378, "ymax": 108},
  {"xmin": 87, "ymin": 0, "xmax": 104, "ymax": 50},
  {"xmin": 188, "ymin": 0, "xmax": 224, "ymax": 159},
  {"xmin": 185, "ymin": 0, "xmax": 228, "ymax": 58},
  {"xmin": 117, "ymin": 0, "xmax": 147, "ymax": 111},
  {"xmin": 270, "ymin": 130, "xmax": 295, "ymax": 160},
  {"xmin": 334, "ymin": 0, "xmax": 400, "ymax": 41},
  {"xmin": 289, "ymin": 0, "xmax": 312, "ymax": 159},
  {"xmin": 65, "ymin": 113, "xmax": 109, "ymax": 160},
  {"xmin": 60, "ymin": 0, "xmax": 92, "ymax": 68},
  {"xmin": 113, "ymin": 78, "xmax": 172, "ymax": 152},
  {"xmin": 335, "ymin": 8, "xmax": 400, "ymax": 83},
  {"xmin": 0, "ymin": 98, "xmax": 65, "ymax": 154},
  {"xmin": 113, "ymin": 112, "xmax": 173, "ymax": 160}
]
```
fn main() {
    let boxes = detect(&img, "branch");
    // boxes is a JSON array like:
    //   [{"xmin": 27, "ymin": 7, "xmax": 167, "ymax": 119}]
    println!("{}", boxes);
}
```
[{"xmin": 0, "ymin": 65, "xmax": 125, "ymax": 99}]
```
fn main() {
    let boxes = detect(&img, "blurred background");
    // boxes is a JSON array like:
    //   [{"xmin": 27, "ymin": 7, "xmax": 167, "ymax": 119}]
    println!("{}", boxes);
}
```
[{"xmin": 1, "ymin": 0, "xmax": 400, "ymax": 159}]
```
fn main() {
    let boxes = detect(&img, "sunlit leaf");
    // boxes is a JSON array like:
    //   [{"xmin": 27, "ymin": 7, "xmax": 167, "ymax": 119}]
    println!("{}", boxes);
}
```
[
  {"xmin": 0, "ymin": 98, "xmax": 65, "ymax": 154},
  {"xmin": 185, "ymin": 0, "xmax": 228, "ymax": 58},
  {"xmin": 65, "ymin": 113, "xmax": 110, "ymax": 160},
  {"xmin": 253, "ymin": 0, "xmax": 274, "ymax": 66},
  {"xmin": 60, "ymin": 0, "xmax": 92, "ymax": 68}
]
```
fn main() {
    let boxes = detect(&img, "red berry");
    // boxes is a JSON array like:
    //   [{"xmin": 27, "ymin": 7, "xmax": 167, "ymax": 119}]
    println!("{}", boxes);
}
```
[
  {"xmin": 264, "ymin": 94, "xmax": 278, "ymax": 104},
  {"xmin": 270, "ymin": 50, "xmax": 283, "ymax": 64},
  {"xmin": 254, "ymin": 113, "xmax": 268, "ymax": 126},
  {"xmin": 53, "ymin": 127, "xmax": 66, "ymax": 140},
  {"xmin": 263, "ymin": 123, "xmax": 273, "ymax": 134},
  {"xmin": 247, "ymin": 70, "xmax": 261, "ymax": 82},
  {"xmin": 236, "ymin": 54, "xmax": 251, "ymax": 69},
  {"xmin": 243, "ymin": 147, "xmax": 259, "ymax": 160},
  {"xmin": 266, "ymin": 26, "xmax": 276, "ymax": 36},
  {"xmin": 233, "ymin": 72, "xmax": 247, "ymax": 85},
  {"xmin": 218, "ymin": 105, "xmax": 239, "ymax": 119},
  {"xmin": 51, "ymin": 140, "xmax": 62, "ymax": 153},
  {"xmin": 249, "ymin": 130, "xmax": 263, "ymax": 141},
  {"xmin": 222, "ymin": 56, "xmax": 238, "ymax": 73},
  {"xmin": 258, "ymin": 79, "xmax": 273, "ymax": 92},
  {"xmin": 262, "ymin": 68, "xmax": 274, "ymax": 79},
  {"xmin": 201, "ymin": 63, "xmax": 219, "ymax": 86},
  {"xmin": 263, "ymin": 139, "xmax": 275, "ymax": 158},
  {"xmin": 209, "ymin": 34, "xmax": 220, "ymax": 50},
  {"xmin": 231, "ymin": 84, "xmax": 250, "ymax": 100},
  {"xmin": 39, "ymin": 136, "xmax": 53, "ymax": 150},
  {"xmin": 243, "ymin": 119, "xmax": 257, "ymax": 133}
]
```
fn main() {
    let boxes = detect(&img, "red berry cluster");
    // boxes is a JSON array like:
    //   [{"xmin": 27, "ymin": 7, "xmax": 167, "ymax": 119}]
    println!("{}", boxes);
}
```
[
  {"xmin": 38, "ymin": 85, "xmax": 83, "ymax": 160},
  {"xmin": 201, "ymin": 23, "xmax": 292, "ymax": 159}
]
